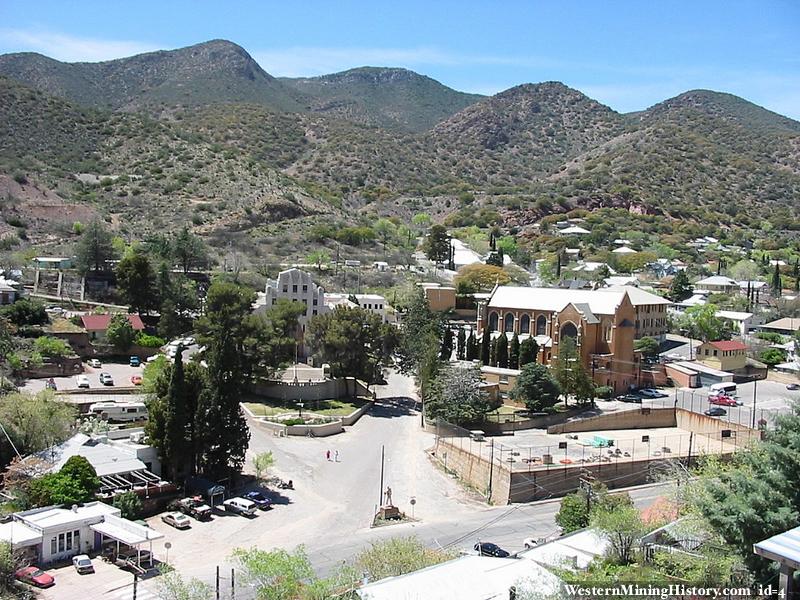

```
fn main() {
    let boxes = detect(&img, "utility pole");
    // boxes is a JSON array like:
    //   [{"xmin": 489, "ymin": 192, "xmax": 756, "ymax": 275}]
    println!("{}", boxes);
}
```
[
  {"xmin": 487, "ymin": 440, "xmax": 495, "ymax": 501},
  {"xmin": 751, "ymin": 378, "xmax": 758, "ymax": 429},
  {"xmin": 133, "ymin": 573, "xmax": 138, "ymax": 600}
]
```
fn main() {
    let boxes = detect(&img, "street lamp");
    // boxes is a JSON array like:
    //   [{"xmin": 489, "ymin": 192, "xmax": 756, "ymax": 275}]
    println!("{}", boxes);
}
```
[{"xmin": 297, "ymin": 402, "xmax": 305, "ymax": 419}]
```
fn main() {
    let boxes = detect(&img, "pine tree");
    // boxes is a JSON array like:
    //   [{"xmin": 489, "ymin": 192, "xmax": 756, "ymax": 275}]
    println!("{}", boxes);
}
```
[
  {"xmin": 489, "ymin": 337, "xmax": 498, "ymax": 366},
  {"xmin": 456, "ymin": 327, "xmax": 466, "ymax": 360},
  {"xmin": 164, "ymin": 349, "xmax": 189, "ymax": 480},
  {"xmin": 466, "ymin": 331, "xmax": 477, "ymax": 361},
  {"xmin": 480, "ymin": 327, "xmax": 491, "ymax": 364},
  {"xmin": 509, "ymin": 333, "xmax": 520, "ymax": 369},
  {"xmin": 668, "ymin": 270, "xmax": 692, "ymax": 302},
  {"xmin": 496, "ymin": 332, "xmax": 509, "ymax": 369}
]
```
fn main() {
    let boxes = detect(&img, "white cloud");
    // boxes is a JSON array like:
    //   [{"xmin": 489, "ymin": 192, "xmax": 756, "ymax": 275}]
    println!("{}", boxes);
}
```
[{"xmin": 0, "ymin": 29, "xmax": 162, "ymax": 62}]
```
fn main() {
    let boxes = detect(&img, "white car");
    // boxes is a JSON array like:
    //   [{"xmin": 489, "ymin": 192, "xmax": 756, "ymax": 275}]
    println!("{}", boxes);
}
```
[
  {"xmin": 72, "ymin": 554, "xmax": 94, "ymax": 574},
  {"xmin": 161, "ymin": 511, "xmax": 192, "ymax": 529},
  {"xmin": 99, "ymin": 372, "xmax": 114, "ymax": 386},
  {"xmin": 183, "ymin": 336, "xmax": 196, "ymax": 345},
  {"xmin": 76, "ymin": 375, "xmax": 90, "ymax": 389},
  {"xmin": 87, "ymin": 358, "xmax": 101, "ymax": 368},
  {"xmin": 638, "ymin": 389, "xmax": 665, "ymax": 399}
]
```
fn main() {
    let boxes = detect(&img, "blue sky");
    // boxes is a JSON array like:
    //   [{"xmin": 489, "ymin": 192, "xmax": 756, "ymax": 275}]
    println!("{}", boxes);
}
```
[{"xmin": 1, "ymin": 0, "xmax": 798, "ymax": 118}]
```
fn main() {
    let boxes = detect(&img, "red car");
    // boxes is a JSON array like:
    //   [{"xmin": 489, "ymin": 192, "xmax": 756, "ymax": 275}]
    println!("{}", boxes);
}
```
[
  {"xmin": 709, "ymin": 394, "xmax": 738, "ymax": 407},
  {"xmin": 15, "ymin": 566, "xmax": 55, "ymax": 588},
  {"xmin": 130, "ymin": 375, "xmax": 143, "ymax": 385}
]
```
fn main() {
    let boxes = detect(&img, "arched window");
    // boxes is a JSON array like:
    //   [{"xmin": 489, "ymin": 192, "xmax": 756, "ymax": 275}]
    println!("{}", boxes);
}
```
[
  {"xmin": 560, "ymin": 322, "xmax": 578, "ymax": 340},
  {"xmin": 519, "ymin": 314, "xmax": 530, "ymax": 334},
  {"xmin": 488, "ymin": 312, "xmax": 499, "ymax": 332},
  {"xmin": 536, "ymin": 315, "xmax": 547, "ymax": 336},
  {"xmin": 504, "ymin": 313, "xmax": 515, "ymax": 333}
]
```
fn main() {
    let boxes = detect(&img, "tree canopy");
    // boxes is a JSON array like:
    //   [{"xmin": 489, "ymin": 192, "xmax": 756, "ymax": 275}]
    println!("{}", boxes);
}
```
[
  {"xmin": 509, "ymin": 362, "xmax": 561, "ymax": 412},
  {"xmin": 425, "ymin": 364, "xmax": 500, "ymax": 425}
]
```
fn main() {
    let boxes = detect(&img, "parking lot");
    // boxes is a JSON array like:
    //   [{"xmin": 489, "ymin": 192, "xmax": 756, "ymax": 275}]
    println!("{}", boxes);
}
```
[{"xmin": 21, "ymin": 359, "xmax": 146, "ymax": 394}]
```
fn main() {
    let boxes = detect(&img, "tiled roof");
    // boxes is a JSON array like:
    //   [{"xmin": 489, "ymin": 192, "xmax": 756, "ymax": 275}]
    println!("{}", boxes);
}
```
[
  {"xmin": 81, "ymin": 313, "xmax": 144, "ymax": 331},
  {"xmin": 708, "ymin": 340, "xmax": 747, "ymax": 351}
]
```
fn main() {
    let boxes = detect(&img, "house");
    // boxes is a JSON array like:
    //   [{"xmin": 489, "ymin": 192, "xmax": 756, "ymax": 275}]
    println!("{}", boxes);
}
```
[
  {"xmin": 520, "ymin": 527, "xmax": 609, "ymax": 570},
  {"xmin": 604, "ymin": 275, "xmax": 640, "ymax": 287},
  {"xmin": 606, "ymin": 285, "xmax": 672, "ymax": 341},
  {"xmin": 572, "ymin": 261, "xmax": 616, "ymax": 275},
  {"xmin": 325, "ymin": 293, "xmax": 390, "ymax": 323},
  {"xmin": 612, "ymin": 246, "xmax": 637, "ymax": 255},
  {"xmin": 478, "ymin": 286, "xmax": 638, "ymax": 393},
  {"xmin": 80, "ymin": 313, "xmax": 144, "ymax": 342},
  {"xmin": 480, "ymin": 365, "xmax": 520, "ymax": 395},
  {"xmin": 696, "ymin": 340, "xmax": 748, "ymax": 372},
  {"xmin": 420, "ymin": 282, "xmax": 456, "ymax": 312},
  {"xmin": 357, "ymin": 554, "xmax": 562, "ymax": 600},
  {"xmin": 559, "ymin": 225, "xmax": 590, "ymax": 236},
  {"xmin": 31, "ymin": 257, "xmax": 72, "ymax": 270},
  {"xmin": 372, "ymin": 261, "xmax": 389, "ymax": 272},
  {"xmin": 693, "ymin": 276, "xmax": 739, "ymax": 294},
  {"xmin": 0, "ymin": 502, "xmax": 163, "ymax": 567},
  {"xmin": 10, "ymin": 432, "xmax": 166, "ymax": 494},
  {"xmin": 759, "ymin": 317, "xmax": 800, "ymax": 336},
  {"xmin": 754, "ymin": 524, "xmax": 800, "ymax": 599},
  {"xmin": 0, "ymin": 275, "xmax": 23, "ymax": 305},
  {"xmin": 715, "ymin": 310, "xmax": 754, "ymax": 336}
]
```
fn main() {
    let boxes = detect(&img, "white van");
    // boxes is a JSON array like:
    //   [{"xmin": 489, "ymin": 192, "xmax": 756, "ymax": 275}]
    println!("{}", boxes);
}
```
[
  {"xmin": 89, "ymin": 401, "xmax": 148, "ymax": 422},
  {"xmin": 709, "ymin": 382, "xmax": 737, "ymax": 397},
  {"xmin": 222, "ymin": 497, "xmax": 257, "ymax": 516}
]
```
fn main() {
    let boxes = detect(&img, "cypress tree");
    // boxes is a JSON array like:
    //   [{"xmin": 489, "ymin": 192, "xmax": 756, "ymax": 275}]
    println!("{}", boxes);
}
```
[
  {"xmin": 489, "ymin": 337, "xmax": 498, "ymax": 366},
  {"xmin": 481, "ymin": 327, "xmax": 491, "ymax": 364},
  {"xmin": 519, "ymin": 337, "xmax": 539, "ymax": 366},
  {"xmin": 164, "ymin": 349, "xmax": 189, "ymax": 480},
  {"xmin": 772, "ymin": 262, "xmax": 782, "ymax": 296},
  {"xmin": 456, "ymin": 327, "xmax": 466, "ymax": 360},
  {"xmin": 509, "ymin": 333, "xmax": 520, "ymax": 369},
  {"xmin": 496, "ymin": 332, "xmax": 509, "ymax": 369}
]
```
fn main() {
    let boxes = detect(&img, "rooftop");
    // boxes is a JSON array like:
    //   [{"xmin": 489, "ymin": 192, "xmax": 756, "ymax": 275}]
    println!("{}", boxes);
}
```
[
  {"xmin": 33, "ymin": 433, "xmax": 146, "ymax": 477},
  {"xmin": 754, "ymin": 525, "xmax": 800, "ymax": 572},
  {"xmin": 357, "ymin": 554, "xmax": 560, "ymax": 600},
  {"xmin": 706, "ymin": 340, "xmax": 748, "ymax": 352},
  {"xmin": 19, "ymin": 502, "xmax": 119, "ymax": 530},
  {"xmin": 487, "ymin": 286, "xmax": 631, "ymax": 316},
  {"xmin": 606, "ymin": 285, "xmax": 672, "ymax": 306},
  {"xmin": 81, "ymin": 313, "xmax": 144, "ymax": 331},
  {"xmin": 520, "ymin": 527, "xmax": 608, "ymax": 570},
  {"xmin": 762, "ymin": 318, "xmax": 800, "ymax": 332},
  {"xmin": 694, "ymin": 276, "xmax": 737, "ymax": 286}
]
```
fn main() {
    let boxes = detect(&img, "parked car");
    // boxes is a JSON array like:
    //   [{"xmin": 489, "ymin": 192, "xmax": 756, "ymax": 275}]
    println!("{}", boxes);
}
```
[
  {"xmin": 14, "ymin": 566, "xmax": 55, "ymax": 588},
  {"xmin": 523, "ymin": 537, "xmax": 540, "ymax": 550},
  {"xmin": 638, "ymin": 388, "xmax": 666, "ymax": 398},
  {"xmin": 474, "ymin": 542, "xmax": 509, "ymax": 558},
  {"xmin": 72, "ymin": 554, "xmax": 94, "ymax": 574},
  {"xmin": 222, "ymin": 497, "xmax": 257, "ymax": 516},
  {"xmin": 709, "ymin": 394, "xmax": 738, "ymax": 407},
  {"xmin": 183, "ymin": 336, "xmax": 196, "ymax": 345},
  {"xmin": 130, "ymin": 375, "xmax": 143, "ymax": 386},
  {"xmin": 618, "ymin": 394, "xmax": 642, "ymax": 403},
  {"xmin": 76, "ymin": 375, "xmax": 90, "ymax": 389},
  {"xmin": 87, "ymin": 358, "xmax": 101, "ymax": 368},
  {"xmin": 787, "ymin": 383, "xmax": 800, "ymax": 391},
  {"xmin": 704, "ymin": 406, "xmax": 727, "ymax": 417},
  {"xmin": 176, "ymin": 497, "xmax": 212, "ymax": 520},
  {"xmin": 99, "ymin": 372, "xmax": 114, "ymax": 386},
  {"xmin": 161, "ymin": 512, "xmax": 192, "ymax": 529},
  {"xmin": 244, "ymin": 491, "xmax": 272, "ymax": 510},
  {"xmin": 129, "ymin": 355, "xmax": 141, "ymax": 367}
]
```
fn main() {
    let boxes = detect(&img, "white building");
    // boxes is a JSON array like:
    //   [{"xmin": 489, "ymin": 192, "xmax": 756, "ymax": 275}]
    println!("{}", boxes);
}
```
[
  {"xmin": 0, "ymin": 275, "xmax": 22, "ymax": 305},
  {"xmin": 694, "ymin": 275, "xmax": 739, "ymax": 294},
  {"xmin": 0, "ymin": 502, "xmax": 162, "ymax": 566},
  {"xmin": 715, "ymin": 310, "xmax": 755, "ymax": 336},
  {"xmin": 254, "ymin": 268, "xmax": 326, "ymax": 328},
  {"xmin": 325, "ymin": 293, "xmax": 389, "ymax": 323}
]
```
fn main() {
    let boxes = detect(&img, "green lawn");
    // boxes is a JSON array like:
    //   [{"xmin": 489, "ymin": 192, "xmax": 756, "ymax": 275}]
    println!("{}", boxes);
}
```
[{"xmin": 243, "ymin": 398, "xmax": 367, "ymax": 418}]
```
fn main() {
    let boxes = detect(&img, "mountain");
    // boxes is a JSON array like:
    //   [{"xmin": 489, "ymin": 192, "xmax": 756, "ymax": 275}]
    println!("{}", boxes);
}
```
[
  {"xmin": 281, "ymin": 67, "xmax": 483, "ymax": 132},
  {"xmin": 0, "ymin": 40, "xmax": 305, "ymax": 112},
  {"xmin": 544, "ymin": 89, "xmax": 800, "ymax": 224}
]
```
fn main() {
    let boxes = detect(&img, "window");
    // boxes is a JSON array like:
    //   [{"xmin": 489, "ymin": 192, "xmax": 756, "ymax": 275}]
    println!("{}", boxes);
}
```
[
  {"xmin": 302, "ymin": 285, "xmax": 308, "ymax": 292},
  {"xmin": 312, "ymin": 309, "xmax": 317, "ymax": 315},
  {"xmin": 560, "ymin": 322, "xmax": 578, "ymax": 340},
  {"xmin": 313, "ymin": 299, "xmax": 318, "ymax": 306},
  {"xmin": 271, "ymin": 298, "xmax": 276, "ymax": 305},
  {"xmin": 282, "ymin": 285, "xmax": 288, "ymax": 293},
  {"xmin": 58, "ymin": 533, "xmax": 65, "ymax": 552},
  {"xmin": 74, "ymin": 530, "xmax": 80, "ymax": 549},
  {"xmin": 51, "ymin": 537, "xmax": 57, "ymax": 555},
  {"xmin": 488, "ymin": 312, "xmax": 499, "ymax": 332},
  {"xmin": 66, "ymin": 531, "xmax": 72, "ymax": 550},
  {"xmin": 504, "ymin": 313, "xmax": 515, "ymax": 333},
  {"xmin": 536, "ymin": 315, "xmax": 547, "ymax": 336},
  {"xmin": 520, "ymin": 314, "xmax": 530, "ymax": 334},
  {"xmin": 499, "ymin": 375, "xmax": 509, "ymax": 384},
  {"xmin": 292, "ymin": 285, "xmax": 298, "ymax": 293}
]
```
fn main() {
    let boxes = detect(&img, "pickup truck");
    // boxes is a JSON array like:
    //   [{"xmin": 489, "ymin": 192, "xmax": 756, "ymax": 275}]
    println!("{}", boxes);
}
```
[{"xmin": 176, "ymin": 496, "xmax": 212, "ymax": 520}]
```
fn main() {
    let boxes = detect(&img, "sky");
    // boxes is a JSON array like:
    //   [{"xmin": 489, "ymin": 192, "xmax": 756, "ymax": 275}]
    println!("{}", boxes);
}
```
[{"xmin": 0, "ymin": 0, "xmax": 798, "ymax": 118}]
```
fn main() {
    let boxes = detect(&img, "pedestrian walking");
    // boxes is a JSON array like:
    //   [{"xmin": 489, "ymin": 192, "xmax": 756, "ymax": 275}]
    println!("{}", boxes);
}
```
[
  {"xmin": 326, "ymin": 450, "xmax": 331, "ymax": 461},
  {"xmin": 334, "ymin": 450, "xmax": 339, "ymax": 462}
]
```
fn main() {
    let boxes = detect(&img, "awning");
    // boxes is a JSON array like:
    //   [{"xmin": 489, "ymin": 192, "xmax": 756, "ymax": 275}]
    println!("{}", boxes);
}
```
[{"xmin": 91, "ymin": 516, "xmax": 163, "ymax": 547}]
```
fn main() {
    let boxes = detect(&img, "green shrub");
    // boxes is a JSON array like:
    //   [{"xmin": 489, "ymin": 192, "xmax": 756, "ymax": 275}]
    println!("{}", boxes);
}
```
[
  {"xmin": 135, "ymin": 333, "xmax": 165, "ymax": 348},
  {"xmin": 595, "ymin": 385, "xmax": 613, "ymax": 399},
  {"xmin": 33, "ymin": 336, "xmax": 72, "ymax": 358},
  {"xmin": 755, "ymin": 332, "xmax": 785, "ymax": 344},
  {"xmin": 282, "ymin": 418, "xmax": 306, "ymax": 426}
]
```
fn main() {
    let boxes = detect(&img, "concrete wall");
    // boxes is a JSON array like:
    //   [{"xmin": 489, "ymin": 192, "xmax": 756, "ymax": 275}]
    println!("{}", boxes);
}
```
[
  {"xmin": 547, "ymin": 407, "xmax": 677, "ymax": 434},
  {"xmin": 432, "ymin": 439, "xmax": 509, "ymax": 505},
  {"xmin": 675, "ymin": 408, "xmax": 761, "ymax": 446},
  {"xmin": 341, "ymin": 401, "xmax": 373, "ymax": 426},
  {"xmin": 482, "ymin": 405, "xmax": 588, "ymax": 435},
  {"xmin": 250, "ymin": 377, "xmax": 371, "ymax": 401},
  {"xmin": 286, "ymin": 421, "xmax": 344, "ymax": 437}
]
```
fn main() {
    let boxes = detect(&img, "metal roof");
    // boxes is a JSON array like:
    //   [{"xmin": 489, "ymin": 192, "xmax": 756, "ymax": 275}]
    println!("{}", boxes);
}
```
[
  {"xmin": 488, "ymin": 287, "xmax": 628, "ymax": 316},
  {"xmin": 754, "ymin": 525, "xmax": 800, "ymax": 571},
  {"xmin": 90, "ymin": 514, "xmax": 163, "ymax": 547}
]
